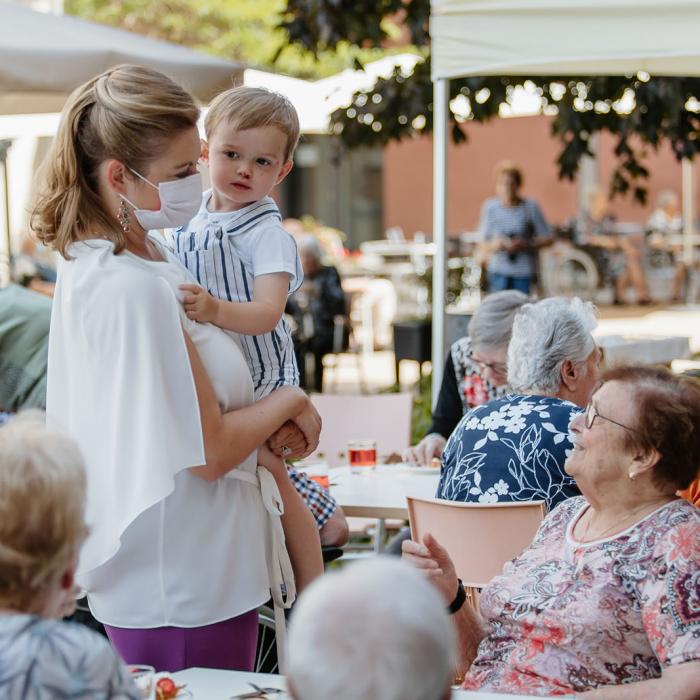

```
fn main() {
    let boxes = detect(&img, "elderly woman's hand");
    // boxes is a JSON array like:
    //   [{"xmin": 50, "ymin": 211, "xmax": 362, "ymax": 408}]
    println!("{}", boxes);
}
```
[
  {"xmin": 403, "ymin": 434, "xmax": 446, "ymax": 466},
  {"xmin": 402, "ymin": 533, "xmax": 460, "ymax": 605},
  {"xmin": 268, "ymin": 420, "xmax": 308, "ymax": 460}
]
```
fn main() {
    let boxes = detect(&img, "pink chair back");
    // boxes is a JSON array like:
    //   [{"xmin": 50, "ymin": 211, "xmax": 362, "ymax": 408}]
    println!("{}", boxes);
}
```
[
  {"xmin": 309, "ymin": 392, "xmax": 413, "ymax": 467},
  {"xmin": 407, "ymin": 497, "xmax": 546, "ymax": 588}
]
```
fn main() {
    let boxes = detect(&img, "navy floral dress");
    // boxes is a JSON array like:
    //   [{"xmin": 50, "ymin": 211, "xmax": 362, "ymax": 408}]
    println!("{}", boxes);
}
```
[{"xmin": 437, "ymin": 394, "xmax": 582, "ymax": 511}]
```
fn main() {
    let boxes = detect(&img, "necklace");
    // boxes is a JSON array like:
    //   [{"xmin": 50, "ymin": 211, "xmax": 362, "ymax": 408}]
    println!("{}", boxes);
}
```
[
  {"xmin": 578, "ymin": 498, "xmax": 672, "ymax": 544},
  {"xmin": 573, "ymin": 498, "xmax": 671, "ymax": 577}
]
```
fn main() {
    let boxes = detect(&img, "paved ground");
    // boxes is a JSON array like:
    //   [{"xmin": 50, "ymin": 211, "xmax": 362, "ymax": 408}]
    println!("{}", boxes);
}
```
[{"xmin": 322, "ymin": 301, "xmax": 700, "ymax": 394}]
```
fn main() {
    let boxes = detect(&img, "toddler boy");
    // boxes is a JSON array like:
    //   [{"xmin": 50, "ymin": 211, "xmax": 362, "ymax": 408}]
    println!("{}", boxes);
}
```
[{"xmin": 172, "ymin": 86, "xmax": 302, "ymax": 399}]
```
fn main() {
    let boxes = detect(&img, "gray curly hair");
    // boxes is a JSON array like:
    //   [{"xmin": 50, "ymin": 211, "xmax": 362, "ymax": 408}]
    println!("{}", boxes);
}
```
[{"xmin": 507, "ymin": 297, "xmax": 597, "ymax": 395}]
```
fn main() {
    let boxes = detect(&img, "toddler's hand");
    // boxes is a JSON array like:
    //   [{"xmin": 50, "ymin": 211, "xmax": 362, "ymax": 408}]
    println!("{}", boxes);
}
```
[{"xmin": 180, "ymin": 284, "xmax": 219, "ymax": 324}]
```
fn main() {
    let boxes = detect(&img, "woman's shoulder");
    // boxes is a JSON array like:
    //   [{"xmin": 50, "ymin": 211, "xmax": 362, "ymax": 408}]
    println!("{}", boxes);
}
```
[
  {"xmin": 68, "ymin": 240, "xmax": 181, "ymax": 307},
  {"xmin": 0, "ymin": 614, "xmax": 123, "ymax": 674},
  {"xmin": 538, "ymin": 396, "xmax": 583, "ymax": 415},
  {"xmin": 450, "ymin": 335, "xmax": 472, "ymax": 355},
  {"xmin": 620, "ymin": 500, "xmax": 699, "ymax": 580},
  {"xmin": 647, "ymin": 498, "xmax": 700, "ymax": 540}
]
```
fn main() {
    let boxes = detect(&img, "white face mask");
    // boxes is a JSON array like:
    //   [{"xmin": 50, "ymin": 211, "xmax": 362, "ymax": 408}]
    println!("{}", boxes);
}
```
[{"xmin": 121, "ymin": 168, "xmax": 202, "ymax": 231}]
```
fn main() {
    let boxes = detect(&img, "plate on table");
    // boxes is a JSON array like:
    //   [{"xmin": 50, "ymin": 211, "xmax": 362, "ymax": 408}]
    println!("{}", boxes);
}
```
[{"xmin": 384, "ymin": 464, "xmax": 441, "ymax": 476}]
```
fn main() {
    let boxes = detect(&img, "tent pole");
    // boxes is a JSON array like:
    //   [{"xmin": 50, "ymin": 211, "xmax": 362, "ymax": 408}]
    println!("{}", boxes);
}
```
[
  {"xmin": 432, "ymin": 78, "xmax": 448, "ymax": 409},
  {"xmin": 0, "ymin": 140, "xmax": 11, "ymax": 286},
  {"xmin": 682, "ymin": 158, "xmax": 694, "ymax": 269}
]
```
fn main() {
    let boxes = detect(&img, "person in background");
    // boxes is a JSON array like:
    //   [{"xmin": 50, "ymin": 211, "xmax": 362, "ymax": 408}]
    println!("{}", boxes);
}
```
[
  {"xmin": 438, "ymin": 297, "xmax": 599, "ymax": 511},
  {"xmin": 478, "ymin": 161, "xmax": 551, "ymax": 294},
  {"xmin": 285, "ymin": 234, "xmax": 346, "ymax": 392},
  {"xmin": 404, "ymin": 290, "xmax": 529, "ymax": 466},
  {"xmin": 404, "ymin": 365, "xmax": 700, "ymax": 697},
  {"xmin": 12, "ymin": 232, "xmax": 57, "ymax": 297},
  {"xmin": 286, "ymin": 557, "xmax": 456, "ymax": 700},
  {"xmin": 575, "ymin": 185, "xmax": 650, "ymax": 304},
  {"xmin": 0, "ymin": 413, "xmax": 140, "ymax": 699},
  {"xmin": 0, "ymin": 285, "xmax": 50, "ymax": 414},
  {"xmin": 647, "ymin": 189, "xmax": 686, "ymax": 302}
]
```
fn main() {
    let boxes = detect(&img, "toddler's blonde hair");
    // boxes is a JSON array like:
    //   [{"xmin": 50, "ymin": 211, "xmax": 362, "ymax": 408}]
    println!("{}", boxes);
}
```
[
  {"xmin": 205, "ymin": 86, "xmax": 300, "ymax": 161},
  {"xmin": 0, "ymin": 413, "xmax": 88, "ymax": 611},
  {"xmin": 31, "ymin": 64, "xmax": 199, "ymax": 259}
]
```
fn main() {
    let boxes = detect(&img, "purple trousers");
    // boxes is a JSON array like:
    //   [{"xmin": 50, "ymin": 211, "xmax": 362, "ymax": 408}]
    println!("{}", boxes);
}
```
[{"xmin": 105, "ymin": 609, "xmax": 259, "ymax": 673}]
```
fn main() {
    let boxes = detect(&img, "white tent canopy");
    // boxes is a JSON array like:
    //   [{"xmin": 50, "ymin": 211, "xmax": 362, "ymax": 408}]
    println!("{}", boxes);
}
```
[
  {"xmin": 431, "ymin": 0, "xmax": 700, "ymax": 79},
  {"xmin": 429, "ymin": 0, "xmax": 700, "ymax": 403},
  {"xmin": 0, "ymin": 2, "xmax": 243, "ymax": 113}
]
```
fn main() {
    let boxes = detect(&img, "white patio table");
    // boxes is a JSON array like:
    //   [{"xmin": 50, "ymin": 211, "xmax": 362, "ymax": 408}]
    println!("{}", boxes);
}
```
[
  {"xmin": 328, "ymin": 464, "xmax": 440, "ymax": 552},
  {"xmin": 594, "ymin": 333, "xmax": 690, "ymax": 366},
  {"xmin": 170, "ymin": 667, "xmax": 538, "ymax": 699},
  {"xmin": 329, "ymin": 464, "xmax": 440, "ymax": 520}
]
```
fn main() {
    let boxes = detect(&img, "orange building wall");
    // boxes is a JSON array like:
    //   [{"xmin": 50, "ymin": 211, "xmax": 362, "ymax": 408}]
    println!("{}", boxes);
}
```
[{"xmin": 383, "ymin": 114, "xmax": 694, "ymax": 237}]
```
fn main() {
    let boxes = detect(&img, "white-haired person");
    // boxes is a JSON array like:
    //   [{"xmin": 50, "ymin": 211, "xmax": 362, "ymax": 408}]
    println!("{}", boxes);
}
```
[
  {"xmin": 437, "ymin": 297, "xmax": 600, "ymax": 510},
  {"xmin": 405, "ymin": 365, "xmax": 700, "ymax": 696},
  {"xmin": 0, "ymin": 414, "xmax": 140, "ymax": 699},
  {"xmin": 286, "ymin": 557, "xmax": 456, "ymax": 700},
  {"xmin": 404, "ymin": 290, "xmax": 529, "ymax": 466}
]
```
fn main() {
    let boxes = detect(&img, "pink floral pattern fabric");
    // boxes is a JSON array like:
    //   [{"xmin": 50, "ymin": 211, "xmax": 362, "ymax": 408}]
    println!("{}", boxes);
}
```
[
  {"xmin": 462, "ymin": 497, "xmax": 700, "ymax": 696},
  {"xmin": 450, "ymin": 337, "xmax": 505, "ymax": 411}
]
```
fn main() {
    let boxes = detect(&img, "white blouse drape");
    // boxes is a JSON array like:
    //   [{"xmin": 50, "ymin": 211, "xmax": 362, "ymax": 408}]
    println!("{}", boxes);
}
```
[{"xmin": 47, "ymin": 239, "xmax": 270, "ymax": 627}]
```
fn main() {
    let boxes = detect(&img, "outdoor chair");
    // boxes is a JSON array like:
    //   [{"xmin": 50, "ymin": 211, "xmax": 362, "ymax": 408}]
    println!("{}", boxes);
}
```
[
  {"xmin": 308, "ymin": 391, "xmax": 413, "ymax": 554},
  {"xmin": 407, "ymin": 497, "xmax": 546, "ymax": 607},
  {"xmin": 308, "ymin": 391, "xmax": 413, "ymax": 468},
  {"xmin": 322, "ymin": 290, "xmax": 368, "ymax": 393}
]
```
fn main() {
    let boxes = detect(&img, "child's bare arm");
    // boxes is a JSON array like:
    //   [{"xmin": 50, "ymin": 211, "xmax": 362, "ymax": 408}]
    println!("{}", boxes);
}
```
[{"xmin": 180, "ymin": 272, "xmax": 289, "ymax": 335}]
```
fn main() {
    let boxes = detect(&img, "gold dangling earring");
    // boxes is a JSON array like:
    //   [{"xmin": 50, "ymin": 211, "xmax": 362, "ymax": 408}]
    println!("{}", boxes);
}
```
[{"xmin": 117, "ymin": 198, "xmax": 131, "ymax": 234}]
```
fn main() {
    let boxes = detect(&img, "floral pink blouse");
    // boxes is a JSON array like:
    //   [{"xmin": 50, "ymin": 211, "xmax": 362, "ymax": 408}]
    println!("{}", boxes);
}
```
[{"xmin": 462, "ymin": 496, "xmax": 700, "ymax": 696}]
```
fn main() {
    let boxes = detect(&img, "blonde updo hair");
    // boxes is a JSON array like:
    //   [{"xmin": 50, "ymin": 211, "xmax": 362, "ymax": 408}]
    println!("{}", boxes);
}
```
[
  {"xmin": 31, "ymin": 64, "xmax": 200, "ymax": 258},
  {"xmin": 0, "ymin": 412, "xmax": 88, "ymax": 612}
]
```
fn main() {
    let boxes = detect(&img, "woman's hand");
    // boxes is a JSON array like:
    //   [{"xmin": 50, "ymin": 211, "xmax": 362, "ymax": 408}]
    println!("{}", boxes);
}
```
[
  {"xmin": 402, "ymin": 532, "xmax": 459, "ymax": 605},
  {"xmin": 403, "ymin": 434, "xmax": 446, "ymax": 466},
  {"xmin": 268, "ymin": 421, "xmax": 307, "ymax": 460},
  {"xmin": 292, "ymin": 400, "xmax": 322, "ymax": 458}
]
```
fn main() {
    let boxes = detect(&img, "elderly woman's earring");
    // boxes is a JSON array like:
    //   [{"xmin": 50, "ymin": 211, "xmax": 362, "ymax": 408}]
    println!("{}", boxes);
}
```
[
  {"xmin": 117, "ymin": 198, "xmax": 131, "ymax": 234},
  {"xmin": 628, "ymin": 471, "xmax": 638, "ymax": 480}
]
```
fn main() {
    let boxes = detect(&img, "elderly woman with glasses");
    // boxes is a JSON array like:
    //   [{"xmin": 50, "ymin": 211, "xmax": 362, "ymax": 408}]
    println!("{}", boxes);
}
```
[
  {"xmin": 404, "ymin": 365, "xmax": 700, "ymax": 697},
  {"xmin": 437, "ymin": 296, "xmax": 599, "ymax": 510},
  {"xmin": 404, "ymin": 290, "xmax": 529, "ymax": 466}
]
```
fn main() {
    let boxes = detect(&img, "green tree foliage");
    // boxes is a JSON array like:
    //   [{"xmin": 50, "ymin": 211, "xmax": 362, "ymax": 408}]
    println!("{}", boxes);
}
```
[
  {"xmin": 65, "ymin": 0, "xmax": 392, "ymax": 78},
  {"xmin": 281, "ymin": 0, "xmax": 700, "ymax": 203}
]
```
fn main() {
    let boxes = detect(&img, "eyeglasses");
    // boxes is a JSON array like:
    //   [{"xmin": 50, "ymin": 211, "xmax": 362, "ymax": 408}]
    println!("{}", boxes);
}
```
[
  {"xmin": 473, "ymin": 356, "xmax": 507, "ymax": 376},
  {"xmin": 584, "ymin": 403, "xmax": 639, "ymax": 434}
]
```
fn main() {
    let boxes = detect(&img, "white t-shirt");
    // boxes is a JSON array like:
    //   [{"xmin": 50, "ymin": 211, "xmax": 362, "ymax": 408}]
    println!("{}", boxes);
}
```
[
  {"xmin": 47, "ymin": 239, "xmax": 269, "ymax": 627},
  {"xmin": 168, "ymin": 193, "xmax": 302, "ymax": 399}
]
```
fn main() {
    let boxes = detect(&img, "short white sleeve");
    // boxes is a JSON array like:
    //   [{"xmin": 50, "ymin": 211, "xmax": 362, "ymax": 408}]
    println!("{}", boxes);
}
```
[{"xmin": 247, "ymin": 223, "xmax": 303, "ymax": 294}]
